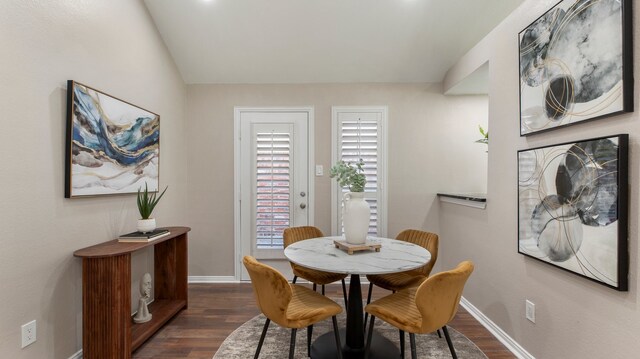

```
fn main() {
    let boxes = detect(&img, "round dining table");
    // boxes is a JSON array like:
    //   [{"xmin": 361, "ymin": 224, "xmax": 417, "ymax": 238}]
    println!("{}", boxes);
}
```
[{"xmin": 284, "ymin": 236, "xmax": 431, "ymax": 359}]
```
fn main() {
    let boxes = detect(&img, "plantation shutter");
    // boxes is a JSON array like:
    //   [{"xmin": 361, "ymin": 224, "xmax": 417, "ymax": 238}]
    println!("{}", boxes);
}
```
[
  {"xmin": 337, "ymin": 117, "xmax": 384, "ymax": 236},
  {"xmin": 255, "ymin": 131, "xmax": 291, "ymax": 249}
]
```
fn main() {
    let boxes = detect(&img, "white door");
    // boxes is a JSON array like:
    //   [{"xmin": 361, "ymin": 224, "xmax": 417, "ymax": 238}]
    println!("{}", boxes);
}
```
[{"xmin": 235, "ymin": 108, "xmax": 313, "ymax": 280}]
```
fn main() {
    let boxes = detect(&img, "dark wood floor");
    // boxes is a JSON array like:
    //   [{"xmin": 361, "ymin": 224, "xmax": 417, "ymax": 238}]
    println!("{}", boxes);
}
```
[{"xmin": 133, "ymin": 283, "xmax": 515, "ymax": 359}]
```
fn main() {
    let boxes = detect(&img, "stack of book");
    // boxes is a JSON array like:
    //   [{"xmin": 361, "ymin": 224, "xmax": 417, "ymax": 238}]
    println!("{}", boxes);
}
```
[{"xmin": 118, "ymin": 229, "xmax": 170, "ymax": 242}]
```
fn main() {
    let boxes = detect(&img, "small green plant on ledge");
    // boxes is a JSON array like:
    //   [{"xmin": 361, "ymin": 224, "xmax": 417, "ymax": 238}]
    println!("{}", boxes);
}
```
[
  {"xmin": 476, "ymin": 125, "xmax": 488, "ymax": 152},
  {"xmin": 329, "ymin": 159, "xmax": 366, "ymax": 192},
  {"xmin": 137, "ymin": 183, "xmax": 168, "ymax": 219}
]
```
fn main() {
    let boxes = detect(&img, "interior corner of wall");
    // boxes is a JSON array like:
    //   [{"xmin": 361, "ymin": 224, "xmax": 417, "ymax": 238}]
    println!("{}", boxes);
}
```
[{"xmin": 443, "ymin": 29, "xmax": 495, "ymax": 94}]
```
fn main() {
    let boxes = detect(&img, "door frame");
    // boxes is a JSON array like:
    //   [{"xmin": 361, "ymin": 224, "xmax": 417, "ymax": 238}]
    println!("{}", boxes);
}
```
[{"xmin": 233, "ymin": 106, "xmax": 315, "ymax": 280}]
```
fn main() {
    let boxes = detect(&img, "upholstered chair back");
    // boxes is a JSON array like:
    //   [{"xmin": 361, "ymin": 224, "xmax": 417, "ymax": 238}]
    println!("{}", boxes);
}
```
[
  {"xmin": 415, "ymin": 261, "xmax": 474, "ymax": 333},
  {"xmin": 283, "ymin": 226, "xmax": 324, "ymax": 248},
  {"xmin": 396, "ymin": 229, "xmax": 439, "ymax": 277},
  {"xmin": 242, "ymin": 256, "xmax": 292, "ymax": 327}
]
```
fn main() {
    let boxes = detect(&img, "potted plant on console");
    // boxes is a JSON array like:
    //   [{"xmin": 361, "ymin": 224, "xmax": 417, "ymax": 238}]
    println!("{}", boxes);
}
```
[
  {"xmin": 137, "ymin": 183, "xmax": 168, "ymax": 233},
  {"xmin": 330, "ymin": 159, "xmax": 370, "ymax": 244}
]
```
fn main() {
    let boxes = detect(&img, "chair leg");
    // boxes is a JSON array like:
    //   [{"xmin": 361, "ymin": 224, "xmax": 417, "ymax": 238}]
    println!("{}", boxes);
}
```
[
  {"xmin": 436, "ymin": 328, "xmax": 442, "ymax": 338},
  {"xmin": 341, "ymin": 278, "xmax": 348, "ymax": 307},
  {"xmin": 289, "ymin": 328, "xmax": 297, "ymax": 359},
  {"xmin": 307, "ymin": 325, "xmax": 313, "ymax": 357},
  {"xmin": 364, "ymin": 315, "xmax": 375, "ymax": 357},
  {"xmin": 322, "ymin": 284, "xmax": 325, "ymax": 295},
  {"xmin": 363, "ymin": 282, "xmax": 373, "ymax": 330},
  {"xmin": 409, "ymin": 333, "xmax": 417, "ymax": 359},
  {"xmin": 254, "ymin": 318, "xmax": 270, "ymax": 359},
  {"xmin": 292, "ymin": 275, "xmax": 297, "ymax": 284},
  {"xmin": 332, "ymin": 316, "xmax": 343, "ymax": 359},
  {"xmin": 442, "ymin": 326, "xmax": 457, "ymax": 359},
  {"xmin": 399, "ymin": 330, "xmax": 405, "ymax": 358},
  {"xmin": 313, "ymin": 283, "xmax": 317, "ymax": 292}
]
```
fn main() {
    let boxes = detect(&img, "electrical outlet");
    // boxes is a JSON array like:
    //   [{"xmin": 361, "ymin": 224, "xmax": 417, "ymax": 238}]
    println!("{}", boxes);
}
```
[
  {"xmin": 21, "ymin": 320, "xmax": 36, "ymax": 348},
  {"xmin": 525, "ymin": 300, "xmax": 535, "ymax": 323}
]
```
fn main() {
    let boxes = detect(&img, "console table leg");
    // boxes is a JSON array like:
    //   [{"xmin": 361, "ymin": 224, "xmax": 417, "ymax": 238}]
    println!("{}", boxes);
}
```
[
  {"xmin": 82, "ymin": 255, "xmax": 131, "ymax": 359},
  {"xmin": 154, "ymin": 235, "xmax": 188, "ymax": 305}
]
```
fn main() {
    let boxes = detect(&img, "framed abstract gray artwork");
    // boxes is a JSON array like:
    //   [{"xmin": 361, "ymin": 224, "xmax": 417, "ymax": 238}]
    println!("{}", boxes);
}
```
[
  {"xmin": 519, "ymin": 0, "xmax": 633, "ymax": 136},
  {"xmin": 518, "ymin": 134, "xmax": 628, "ymax": 290},
  {"xmin": 65, "ymin": 80, "xmax": 160, "ymax": 197}
]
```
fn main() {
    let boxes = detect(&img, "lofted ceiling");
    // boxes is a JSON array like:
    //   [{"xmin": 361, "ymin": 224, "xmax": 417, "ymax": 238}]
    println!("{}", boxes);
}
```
[{"xmin": 144, "ymin": 0, "xmax": 522, "ymax": 84}]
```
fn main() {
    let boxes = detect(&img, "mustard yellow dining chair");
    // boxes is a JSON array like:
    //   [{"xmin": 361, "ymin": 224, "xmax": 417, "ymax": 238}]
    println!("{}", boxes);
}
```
[
  {"xmin": 243, "ymin": 256, "xmax": 343, "ymax": 359},
  {"xmin": 364, "ymin": 261, "xmax": 474, "ymax": 359},
  {"xmin": 364, "ymin": 229, "xmax": 439, "ymax": 328},
  {"xmin": 283, "ymin": 226, "xmax": 349, "ymax": 306}
]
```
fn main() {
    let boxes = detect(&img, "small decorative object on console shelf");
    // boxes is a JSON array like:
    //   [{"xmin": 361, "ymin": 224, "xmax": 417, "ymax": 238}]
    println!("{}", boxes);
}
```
[
  {"xmin": 137, "ymin": 182, "xmax": 168, "ymax": 233},
  {"xmin": 133, "ymin": 273, "xmax": 153, "ymax": 324},
  {"xmin": 330, "ymin": 159, "xmax": 370, "ymax": 245},
  {"xmin": 119, "ymin": 228, "xmax": 170, "ymax": 243}
]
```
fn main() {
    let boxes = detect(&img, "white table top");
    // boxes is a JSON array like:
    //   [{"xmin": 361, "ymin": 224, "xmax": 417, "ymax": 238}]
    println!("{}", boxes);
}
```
[{"xmin": 283, "ymin": 236, "xmax": 431, "ymax": 275}]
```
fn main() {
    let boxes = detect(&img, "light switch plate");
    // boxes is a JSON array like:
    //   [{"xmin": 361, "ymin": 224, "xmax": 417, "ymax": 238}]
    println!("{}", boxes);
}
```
[{"xmin": 315, "ymin": 165, "xmax": 323, "ymax": 176}]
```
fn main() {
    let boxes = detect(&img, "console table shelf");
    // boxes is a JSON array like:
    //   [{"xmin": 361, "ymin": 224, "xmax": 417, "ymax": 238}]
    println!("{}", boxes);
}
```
[
  {"xmin": 74, "ymin": 226, "xmax": 190, "ymax": 359},
  {"xmin": 131, "ymin": 299, "xmax": 186, "ymax": 351}
]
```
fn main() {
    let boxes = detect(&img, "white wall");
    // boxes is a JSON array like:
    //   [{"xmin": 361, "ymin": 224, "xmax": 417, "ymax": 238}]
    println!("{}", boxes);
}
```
[
  {"xmin": 0, "ymin": 1, "xmax": 186, "ymax": 358},
  {"xmin": 440, "ymin": 1, "xmax": 640, "ymax": 358},
  {"xmin": 185, "ymin": 83, "xmax": 488, "ymax": 277}
]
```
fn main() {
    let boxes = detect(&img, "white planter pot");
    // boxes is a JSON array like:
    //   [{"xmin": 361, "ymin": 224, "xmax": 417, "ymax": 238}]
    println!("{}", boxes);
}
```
[
  {"xmin": 137, "ymin": 218, "xmax": 156, "ymax": 233},
  {"xmin": 342, "ymin": 192, "xmax": 370, "ymax": 244}
]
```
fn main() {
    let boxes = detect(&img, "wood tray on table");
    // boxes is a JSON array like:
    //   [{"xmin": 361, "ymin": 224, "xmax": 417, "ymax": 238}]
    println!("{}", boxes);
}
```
[{"xmin": 333, "ymin": 240, "xmax": 381, "ymax": 255}]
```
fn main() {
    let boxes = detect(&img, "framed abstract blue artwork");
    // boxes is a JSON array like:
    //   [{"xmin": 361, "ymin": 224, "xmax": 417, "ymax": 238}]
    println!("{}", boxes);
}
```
[
  {"xmin": 518, "ymin": 0, "xmax": 633, "ymax": 135},
  {"xmin": 518, "ymin": 134, "xmax": 628, "ymax": 290},
  {"xmin": 65, "ymin": 80, "xmax": 160, "ymax": 197}
]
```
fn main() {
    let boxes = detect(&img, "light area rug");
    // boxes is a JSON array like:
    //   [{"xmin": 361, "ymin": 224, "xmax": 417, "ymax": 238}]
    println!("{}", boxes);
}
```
[{"xmin": 214, "ymin": 310, "xmax": 488, "ymax": 358}]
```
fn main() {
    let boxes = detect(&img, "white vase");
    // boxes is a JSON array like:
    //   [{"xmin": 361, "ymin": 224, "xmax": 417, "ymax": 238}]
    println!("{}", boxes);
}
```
[
  {"xmin": 342, "ymin": 192, "xmax": 370, "ymax": 244},
  {"xmin": 137, "ymin": 218, "xmax": 156, "ymax": 233}
]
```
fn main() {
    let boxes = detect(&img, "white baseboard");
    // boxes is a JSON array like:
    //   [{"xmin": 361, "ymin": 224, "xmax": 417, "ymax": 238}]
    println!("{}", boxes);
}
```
[
  {"xmin": 188, "ymin": 276, "xmax": 239, "ymax": 283},
  {"xmin": 460, "ymin": 297, "xmax": 535, "ymax": 359},
  {"xmin": 69, "ymin": 349, "xmax": 82, "ymax": 359}
]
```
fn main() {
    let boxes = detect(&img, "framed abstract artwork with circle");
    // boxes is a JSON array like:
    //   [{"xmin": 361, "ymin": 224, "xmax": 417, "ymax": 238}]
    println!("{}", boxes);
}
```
[
  {"xmin": 518, "ymin": 0, "xmax": 633, "ymax": 136},
  {"xmin": 517, "ymin": 134, "xmax": 628, "ymax": 290}
]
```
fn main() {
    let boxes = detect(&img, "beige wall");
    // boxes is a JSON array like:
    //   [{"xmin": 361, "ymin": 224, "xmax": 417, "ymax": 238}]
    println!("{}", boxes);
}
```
[
  {"xmin": 186, "ymin": 83, "xmax": 488, "ymax": 276},
  {"xmin": 0, "ymin": 1, "xmax": 186, "ymax": 358},
  {"xmin": 440, "ymin": 1, "xmax": 640, "ymax": 358}
]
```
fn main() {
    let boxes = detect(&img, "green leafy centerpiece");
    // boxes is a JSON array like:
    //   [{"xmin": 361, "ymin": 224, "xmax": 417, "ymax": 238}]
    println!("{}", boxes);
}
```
[{"xmin": 329, "ymin": 159, "xmax": 366, "ymax": 192}]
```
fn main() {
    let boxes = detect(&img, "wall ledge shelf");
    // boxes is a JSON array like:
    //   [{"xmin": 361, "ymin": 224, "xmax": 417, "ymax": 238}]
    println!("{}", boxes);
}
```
[{"xmin": 438, "ymin": 193, "xmax": 487, "ymax": 209}]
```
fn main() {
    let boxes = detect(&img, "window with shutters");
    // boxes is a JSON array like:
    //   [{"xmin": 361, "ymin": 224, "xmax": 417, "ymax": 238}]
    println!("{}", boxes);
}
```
[
  {"xmin": 255, "ymin": 131, "xmax": 291, "ymax": 249},
  {"xmin": 331, "ymin": 107, "xmax": 388, "ymax": 238}
]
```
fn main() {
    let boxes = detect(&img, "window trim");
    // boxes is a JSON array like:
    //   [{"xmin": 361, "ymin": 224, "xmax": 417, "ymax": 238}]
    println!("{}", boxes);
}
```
[{"xmin": 331, "ymin": 106, "xmax": 388, "ymax": 238}]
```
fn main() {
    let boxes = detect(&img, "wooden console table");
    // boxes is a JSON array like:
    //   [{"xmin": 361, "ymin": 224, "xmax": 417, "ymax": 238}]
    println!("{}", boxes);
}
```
[{"xmin": 74, "ymin": 226, "xmax": 190, "ymax": 358}]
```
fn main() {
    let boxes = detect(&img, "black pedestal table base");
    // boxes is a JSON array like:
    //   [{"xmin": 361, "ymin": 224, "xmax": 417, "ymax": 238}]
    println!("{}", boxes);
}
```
[
  {"xmin": 310, "ymin": 274, "xmax": 399, "ymax": 358},
  {"xmin": 311, "ymin": 328, "xmax": 399, "ymax": 359}
]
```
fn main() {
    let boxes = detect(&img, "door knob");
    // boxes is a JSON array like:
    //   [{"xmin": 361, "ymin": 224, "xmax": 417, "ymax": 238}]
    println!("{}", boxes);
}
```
[{"xmin": 300, "ymin": 203, "xmax": 307, "ymax": 209}]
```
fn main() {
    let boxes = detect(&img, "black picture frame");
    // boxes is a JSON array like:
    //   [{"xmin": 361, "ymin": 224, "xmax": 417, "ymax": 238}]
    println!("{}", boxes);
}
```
[
  {"xmin": 517, "ymin": 134, "xmax": 628, "ymax": 291},
  {"xmin": 518, "ymin": 0, "xmax": 633, "ymax": 136},
  {"xmin": 65, "ymin": 80, "xmax": 161, "ymax": 198}
]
